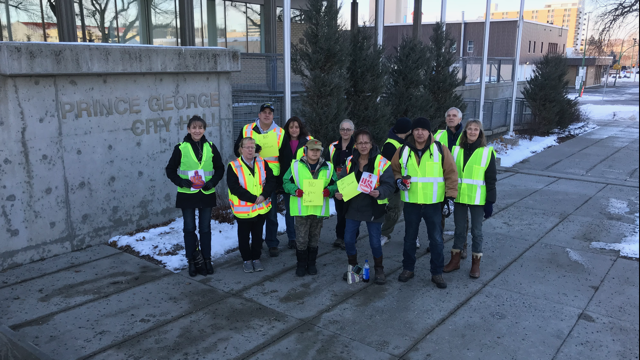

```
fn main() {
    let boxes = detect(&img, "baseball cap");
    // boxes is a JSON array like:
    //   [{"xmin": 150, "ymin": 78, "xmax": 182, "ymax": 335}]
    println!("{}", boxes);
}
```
[
  {"xmin": 260, "ymin": 103, "xmax": 275, "ymax": 112},
  {"xmin": 306, "ymin": 139, "xmax": 323, "ymax": 150}
]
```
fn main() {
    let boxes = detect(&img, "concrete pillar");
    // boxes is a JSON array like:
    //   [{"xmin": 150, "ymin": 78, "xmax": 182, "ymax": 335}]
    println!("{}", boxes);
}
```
[
  {"xmin": 264, "ymin": 0, "xmax": 277, "ymax": 53},
  {"xmin": 55, "ymin": 0, "xmax": 78, "ymax": 42},
  {"xmin": 178, "ymin": 0, "xmax": 195, "ymax": 46},
  {"xmin": 412, "ymin": 0, "xmax": 421, "ymax": 39},
  {"xmin": 139, "ymin": 0, "xmax": 152, "ymax": 44}
]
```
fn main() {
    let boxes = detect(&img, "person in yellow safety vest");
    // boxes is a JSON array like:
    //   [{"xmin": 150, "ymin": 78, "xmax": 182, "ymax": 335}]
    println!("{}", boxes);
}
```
[
  {"xmin": 390, "ymin": 117, "xmax": 459, "ymax": 289},
  {"xmin": 443, "ymin": 120, "xmax": 497, "ymax": 279},
  {"xmin": 432, "ymin": 107, "xmax": 468, "ymax": 257},
  {"xmin": 379, "ymin": 117, "xmax": 414, "ymax": 248},
  {"xmin": 227, "ymin": 137, "xmax": 277, "ymax": 274},
  {"xmin": 233, "ymin": 103, "xmax": 284, "ymax": 258},
  {"xmin": 335, "ymin": 129, "xmax": 396, "ymax": 285},
  {"xmin": 282, "ymin": 139, "xmax": 338, "ymax": 277},
  {"xmin": 324, "ymin": 119, "xmax": 357, "ymax": 250},
  {"xmin": 279, "ymin": 116, "xmax": 314, "ymax": 250},
  {"xmin": 165, "ymin": 116, "xmax": 226, "ymax": 277}
]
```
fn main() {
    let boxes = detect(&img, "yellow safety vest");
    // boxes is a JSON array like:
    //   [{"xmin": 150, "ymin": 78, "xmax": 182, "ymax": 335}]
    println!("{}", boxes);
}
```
[
  {"xmin": 227, "ymin": 157, "xmax": 272, "ymax": 218},
  {"xmin": 177, "ymin": 142, "xmax": 215, "ymax": 194},
  {"xmin": 384, "ymin": 138, "xmax": 401, "ymax": 151},
  {"xmin": 328, "ymin": 140, "xmax": 355, "ymax": 165},
  {"xmin": 399, "ymin": 143, "xmax": 445, "ymax": 204},
  {"xmin": 434, "ymin": 130, "xmax": 461, "ymax": 149},
  {"xmin": 290, "ymin": 160, "xmax": 334, "ymax": 217},
  {"xmin": 452, "ymin": 146, "xmax": 493, "ymax": 205},
  {"xmin": 345, "ymin": 154, "xmax": 391, "ymax": 205},
  {"xmin": 242, "ymin": 122, "xmax": 285, "ymax": 176},
  {"xmin": 295, "ymin": 136, "xmax": 314, "ymax": 160}
]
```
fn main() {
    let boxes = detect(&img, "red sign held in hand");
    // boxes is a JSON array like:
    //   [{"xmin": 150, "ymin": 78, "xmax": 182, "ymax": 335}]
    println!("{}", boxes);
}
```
[{"xmin": 190, "ymin": 171, "xmax": 205, "ymax": 189}]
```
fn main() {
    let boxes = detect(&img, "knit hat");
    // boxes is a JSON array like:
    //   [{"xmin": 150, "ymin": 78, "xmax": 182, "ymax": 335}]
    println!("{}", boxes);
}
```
[
  {"xmin": 393, "ymin": 117, "xmax": 412, "ymax": 134},
  {"xmin": 412, "ymin": 117, "xmax": 432, "ymax": 132}
]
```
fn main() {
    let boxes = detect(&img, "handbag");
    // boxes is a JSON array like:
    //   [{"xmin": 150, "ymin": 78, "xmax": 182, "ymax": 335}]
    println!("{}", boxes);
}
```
[{"xmin": 192, "ymin": 239, "xmax": 207, "ymax": 276}]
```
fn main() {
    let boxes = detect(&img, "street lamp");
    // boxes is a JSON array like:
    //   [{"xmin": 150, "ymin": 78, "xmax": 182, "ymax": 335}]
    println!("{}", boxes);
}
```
[{"xmin": 613, "ymin": 29, "xmax": 638, "ymax": 86}]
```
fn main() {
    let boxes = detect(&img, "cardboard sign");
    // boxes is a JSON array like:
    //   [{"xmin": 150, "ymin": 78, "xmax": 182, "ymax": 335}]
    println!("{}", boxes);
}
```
[
  {"xmin": 357, "ymin": 172, "xmax": 378, "ymax": 194},
  {"xmin": 336, "ymin": 172, "xmax": 360, "ymax": 201},
  {"xmin": 302, "ymin": 179, "xmax": 324, "ymax": 206},
  {"xmin": 189, "ymin": 169, "xmax": 205, "ymax": 191},
  {"xmin": 258, "ymin": 132, "xmax": 279, "ymax": 158}
]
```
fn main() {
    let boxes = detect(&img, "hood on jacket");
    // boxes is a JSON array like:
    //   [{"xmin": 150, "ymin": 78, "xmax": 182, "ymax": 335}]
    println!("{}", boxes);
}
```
[
  {"xmin": 386, "ymin": 128, "xmax": 405, "ymax": 145},
  {"xmin": 350, "ymin": 144, "xmax": 381, "ymax": 169},
  {"xmin": 299, "ymin": 155, "xmax": 329, "ymax": 171}
]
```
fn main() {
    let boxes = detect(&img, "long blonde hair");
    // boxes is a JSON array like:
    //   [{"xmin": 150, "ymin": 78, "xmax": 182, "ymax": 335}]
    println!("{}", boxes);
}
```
[{"xmin": 459, "ymin": 120, "xmax": 487, "ymax": 147}]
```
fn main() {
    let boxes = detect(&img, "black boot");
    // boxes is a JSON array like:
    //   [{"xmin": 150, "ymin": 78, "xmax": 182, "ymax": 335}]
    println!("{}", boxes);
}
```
[
  {"xmin": 204, "ymin": 258, "xmax": 214, "ymax": 275},
  {"xmin": 307, "ymin": 247, "xmax": 319, "ymax": 275},
  {"xmin": 296, "ymin": 249, "xmax": 308, "ymax": 277},
  {"xmin": 343, "ymin": 253, "xmax": 358, "ymax": 281},
  {"xmin": 188, "ymin": 261, "xmax": 197, "ymax": 277},
  {"xmin": 288, "ymin": 240, "xmax": 297, "ymax": 249}
]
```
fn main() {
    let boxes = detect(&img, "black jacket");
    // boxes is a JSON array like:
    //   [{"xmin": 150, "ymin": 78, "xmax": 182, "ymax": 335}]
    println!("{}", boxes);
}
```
[
  {"xmin": 279, "ymin": 134, "xmax": 311, "ymax": 181},
  {"xmin": 325, "ymin": 136, "xmax": 356, "ymax": 169},
  {"xmin": 445, "ymin": 124, "xmax": 463, "ymax": 152},
  {"xmin": 165, "ymin": 134, "xmax": 225, "ymax": 209},
  {"xmin": 381, "ymin": 128, "xmax": 405, "ymax": 161},
  {"xmin": 226, "ymin": 156, "xmax": 277, "ymax": 204},
  {"xmin": 460, "ymin": 138, "xmax": 497, "ymax": 204}
]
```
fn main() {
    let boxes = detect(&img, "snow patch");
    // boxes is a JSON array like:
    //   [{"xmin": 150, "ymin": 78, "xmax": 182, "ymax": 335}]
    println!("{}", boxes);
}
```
[
  {"xmin": 607, "ymin": 198, "xmax": 630, "ymax": 215},
  {"xmin": 565, "ymin": 248, "xmax": 589, "ymax": 268},
  {"xmin": 590, "ymin": 204, "xmax": 639, "ymax": 258},
  {"xmin": 492, "ymin": 135, "xmax": 559, "ymax": 167},
  {"xmin": 581, "ymin": 104, "xmax": 639, "ymax": 121}
]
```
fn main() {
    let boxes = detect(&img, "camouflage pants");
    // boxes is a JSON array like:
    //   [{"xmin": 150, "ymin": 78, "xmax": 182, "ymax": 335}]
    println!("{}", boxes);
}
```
[
  {"xmin": 295, "ymin": 215, "xmax": 324, "ymax": 250},
  {"xmin": 381, "ymin": 191, "xmax": 404, "ymax": 237}
]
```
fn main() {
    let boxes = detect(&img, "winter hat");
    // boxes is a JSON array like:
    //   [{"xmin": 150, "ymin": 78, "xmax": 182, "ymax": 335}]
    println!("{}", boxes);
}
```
[
  {"xmin": 393, "ymin": 117, "xmax": 412, "ymax": 134},
  {"xmin": 306, "ymin": 139, "xmax": 323, "ymax": 150},
  {"xmin": 412, "ymin": 117, "xmax": 432, "ymax": 132}
]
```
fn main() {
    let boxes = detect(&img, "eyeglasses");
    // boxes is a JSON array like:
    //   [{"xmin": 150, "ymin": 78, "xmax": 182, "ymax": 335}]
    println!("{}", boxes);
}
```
[
  {"xmin": 340, "ymin": 128, "xmax": 354, "ymax": 132},
  {"xmin": 356, "ymin": 142, "xmax": 371, "ymax": 146},
  {"xmin": 242, "ymin": 146, "xmax": 256, "ymax": 150}
]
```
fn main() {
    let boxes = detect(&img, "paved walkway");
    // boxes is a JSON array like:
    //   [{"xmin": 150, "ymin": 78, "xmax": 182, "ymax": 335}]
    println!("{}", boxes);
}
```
[{"xmin": 2, "ymin": 93, "xmax": 638, "ymax": 359}]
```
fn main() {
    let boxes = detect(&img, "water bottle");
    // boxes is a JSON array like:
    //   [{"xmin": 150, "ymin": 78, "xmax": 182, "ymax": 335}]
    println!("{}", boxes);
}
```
[{"xmin": 363, "ymin": 260, "xmax": 370, "ymax": 283}]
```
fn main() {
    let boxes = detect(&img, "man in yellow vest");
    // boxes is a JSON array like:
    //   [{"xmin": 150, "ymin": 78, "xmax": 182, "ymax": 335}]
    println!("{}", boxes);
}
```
[
  {"xmin": 282, "ymin": 139, "xmax": 338, "ymax": 277},
  {"xmin": 234, "ymin": 103, "xmax": 284, "ymax": 258},
  {"xmin": 391, "ymin": 117, "xmax": 459, "ymax": 289}
]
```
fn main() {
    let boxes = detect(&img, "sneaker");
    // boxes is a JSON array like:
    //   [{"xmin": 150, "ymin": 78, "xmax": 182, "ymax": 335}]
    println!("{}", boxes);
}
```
[
  {"xmin": 431, "ymin": 274, "xmax": 447, "ymax": 289},
  {"xmin": 381, "ymin": 235, "xmax": 390, "ymax": 246},
  {"xmin": 269, "ymin": 247, "xmax": 279, "ymax": 257},
  {"xmin": 252, "ymin": 259, "xmax": 264, "ymax": 272},
  {"xmin": 243, "ymin": 261, "xmax": 254, "ymax": 273},
  {"xmin": 416, "ymin": 237, "xmax": 421, "ymax": 249},
  {"xmin": 398, "ymin": 270, "xmax": 414, "ymax": 282}
]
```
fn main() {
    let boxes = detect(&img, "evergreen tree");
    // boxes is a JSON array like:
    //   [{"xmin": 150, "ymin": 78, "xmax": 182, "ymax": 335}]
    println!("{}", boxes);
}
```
[
  {"xmin": 385, "ymin": 36, "xmax": 432, "ymax": 122},
  {"xmin": 522, "ymin": 53, "xmax": 580, "ymax": 134},
  {"xmin": 346, "ymin": 26, "xmax": 389, "ymax": 145},
  {"xmin": 292, "ymin": 0, "xmax": 348, "ymax": 145},
  {"xmin": 426, "ymin": 22, "xmax": 466, "ymax": 130}
]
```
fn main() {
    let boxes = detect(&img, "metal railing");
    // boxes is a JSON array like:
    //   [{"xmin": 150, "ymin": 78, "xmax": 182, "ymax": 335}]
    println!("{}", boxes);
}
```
[
  {"xmin": 462, "ymin": 98, "xmax": 533, "ymax": 132},
  {"xmin": 232, "ymin": 90, "xmax": 304, "ymax": 138}
]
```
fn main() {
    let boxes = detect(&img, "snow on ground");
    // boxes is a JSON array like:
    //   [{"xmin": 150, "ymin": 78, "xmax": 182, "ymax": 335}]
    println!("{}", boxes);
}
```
[
  {"xmin": 608, "ymin": 198, "xmax": 630, "ymax": 215},
  {"xmin": 590, "ymin": 198, "xmax": 639, "ymax": 259},
  {"xmin": 565, "ymin": 248, "xmax": 589, "ymax": 268},
  {"xmin": 581, "ymin": 104, "xmax": 639, "ymax": 121}
]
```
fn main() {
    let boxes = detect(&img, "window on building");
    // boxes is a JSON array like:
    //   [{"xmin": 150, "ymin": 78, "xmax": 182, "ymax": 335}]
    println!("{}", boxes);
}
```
[
  {"xmin": 467, "ymin": 40, "xmax": 474, "ymax": 53},
  {"xmin": 562, "ymin": 44, "xmax": 566, "ymax": 53},
  {"xmin": 533, "ymin": 41, "xmax": 536, "ymax": 53},
  {"xmin": 226, "ymin": 2, "xmax": 248, "ymax": 52},
  {"xmin": 541, "ymin": 42, "xmax": 544, "ymax": 53},
  {"xmin": 451, "ymin": 41, "xmax": 457, "ymax": 53},
  {"xmin": 548, "ymin": 43, "xmax": 558, "ymax": 53},
  {"xmin": 528, "ymin": 40, "xmax": 532, "ymax": 53}
]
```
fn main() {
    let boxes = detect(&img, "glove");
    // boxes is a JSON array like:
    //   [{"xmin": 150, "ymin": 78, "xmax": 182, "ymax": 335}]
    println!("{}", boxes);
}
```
[
  {"xmin": 442, "ymin": 197, "xmax": 455, "ymax": 218},
  {"xmin": 295, "ymin": 189, "xmax": 304, "ymax": 197},
  {"xmin": 179, "ymin": 179, "xmax": 193, "ymax": 189},
  {"xmin": 323, "ymin": 188, "xmax": 331, "ymax": 197},
  {"xmin": 396, "ymin": 178, "xmax": 409, "ymax": 191},
  {"xmin": 202, "ymin": 180, "xmax": 215, "ymax": 191},
  {"xmin": 484, "ymin": 202, "xmax": 494, "ymax": 219}
]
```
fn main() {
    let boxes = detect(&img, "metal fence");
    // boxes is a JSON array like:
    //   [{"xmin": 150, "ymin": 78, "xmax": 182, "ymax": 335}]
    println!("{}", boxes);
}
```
[
  {"xmin": 231, "ymin": 90, "xmax": 304, "ymax": 139},
  {"xmin": 462, "ymin": 98, "xmax": 533, "ymax": 132}
]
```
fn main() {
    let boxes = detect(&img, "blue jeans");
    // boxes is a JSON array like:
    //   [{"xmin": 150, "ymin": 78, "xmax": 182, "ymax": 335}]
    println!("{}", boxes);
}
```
[
  {"xmin": 402, "ymin": 202, "xmax": 444, "ymax": 275},
  {"xmin": 182, "ymin": 207, "xmax": 212, "ymax": 260},
  {"xmin": 264, "ymin": 191, "xmax": 279, "ymax": 248},
  {"xmin": 344, "ymin": 219, "xmax": 383, "ymax": 259},
  {"xmin": 283, "ymin": 194, "xmax": 296, "ymax": 241}
]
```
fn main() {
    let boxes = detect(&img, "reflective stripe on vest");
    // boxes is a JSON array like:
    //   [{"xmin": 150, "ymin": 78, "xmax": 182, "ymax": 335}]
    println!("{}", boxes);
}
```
[
  {"xmin": 434, "ymin": 130, "xmax": 461, "ymax": 149},
  {"xmin": 295, "ymin": 136, "xmax": 314, "ymax": 160},
  {"xmin": 242, "ymin": 122, "xmax": 284, "ymax": 176},
  {"xmin": 399, "ymin": 144, "xmax": 445, "ymax": 204},
  {"xmin": 452, "ymin": 145, "xmax": 492, "ymax": 205},
  {"xmin": 345, "ymin": 155, "xmax": 390, "ymax": 204},
  {"xmin": 329, "ymin": 141, "xmax": 339, "ymax": 161},
  {"xmin": 177, "ymin": 142, "xmax": 215, "ymax": 194},
  {"xmin": 227, "ymin": 157, "xmax": 272, "ymax": 218},
  {"xmin": 291, "ymin": 160, "xmax": 333, "ymax": 217}
]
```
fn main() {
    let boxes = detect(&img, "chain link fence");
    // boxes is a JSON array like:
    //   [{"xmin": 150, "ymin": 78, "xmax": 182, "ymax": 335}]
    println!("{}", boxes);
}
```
[{"xmin": 462, "ymin": 98, "xmax": 533, "ymax": 133}]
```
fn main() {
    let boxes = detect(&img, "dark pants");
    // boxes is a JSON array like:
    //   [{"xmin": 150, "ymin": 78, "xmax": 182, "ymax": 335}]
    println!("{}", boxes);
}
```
[
  {"xmin": 345, "ymin": 219, "xmax": 383, "ymax": 258},
  {"xmin": 402, "ymin": 202, "xmax": 444, "ymax": 275},
  {"xmin": 283, "ymin": 194, "xmax": 296, "ymax": 241},
  {"xmin": 335, "ymin": 199, "xmax": 359, "ymax": 240},
  {"xmin": 236, "ymin": 214, "xmax": 265, "ymax": 261},
  {"xmin": 182, "ymin": 208, "xmax": 212, "ymax": 260},
  {"xmin": 295, "ymin": 215, "xmax": 324, "ymax": 250},
  {"xmin": 381, "ymin": 190, "xmax": 403, "ymax": 237},
  {"xmin": 264, "ymin": 191, "xmax": 279, "ymax": 248},
  {"xmin": 453, "ymin": 204, "xmax": 484, "ymax": 253}
]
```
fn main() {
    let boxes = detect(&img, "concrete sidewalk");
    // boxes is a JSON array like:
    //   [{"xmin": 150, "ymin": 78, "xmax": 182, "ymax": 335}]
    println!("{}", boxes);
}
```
[{"xmin": 2, "ymin": 121, "xmax": 638, "ymax": 359}]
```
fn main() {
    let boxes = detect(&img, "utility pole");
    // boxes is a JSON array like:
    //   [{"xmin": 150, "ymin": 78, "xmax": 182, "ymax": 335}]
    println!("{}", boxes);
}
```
[
  {"xmin": 478, "ymin": 0, "xmax": 491, "ymax": 123},
  {"xmin": 440, "ymin": 0, "xmax": 446, "ymax": 29},
  {"xmin": 284, "ymin": 0, "xmax": 292, "ymax": 119},
  {"xmin": 508, "ymin": 0, "xmax": 525, "ymax": 136},
  {"xmin": 578, "ymin": 12, "xmax": 590, "ymax": 97},
  {"xmin": 413, "ymin": 0, "xmax": 422, "ymax": 39},
  {"xmin": 633, "ymin": 38, "xmax": 638, "ymax": 82}
]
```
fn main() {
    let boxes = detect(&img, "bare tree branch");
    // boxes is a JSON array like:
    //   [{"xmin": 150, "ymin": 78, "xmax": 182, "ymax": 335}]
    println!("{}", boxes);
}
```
[{"xmin": 595, "ymin": 0, "xmax": 639, "ymax": 40}]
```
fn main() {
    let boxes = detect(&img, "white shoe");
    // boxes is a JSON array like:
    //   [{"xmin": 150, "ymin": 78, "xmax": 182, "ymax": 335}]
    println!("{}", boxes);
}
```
[
  {"xmin": 416, "ymin": 237, "xmax": 421, "ymax": 248},
  {"xmin": 381, "ymin": 235, "xmax": 390, "ymax": 246}
]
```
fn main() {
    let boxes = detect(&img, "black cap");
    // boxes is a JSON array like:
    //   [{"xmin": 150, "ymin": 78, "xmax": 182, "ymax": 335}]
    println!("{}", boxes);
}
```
[
  {"xmin": 412, "ymin": 117, "xmax": 432, "ymax": 132},
  {"xmin": 393, "ymin": 117, "xmax": 412, "ymax": 134},
  {"xmin": 260, "ymin": 103, "xmax": 275, "ymax": 112}
]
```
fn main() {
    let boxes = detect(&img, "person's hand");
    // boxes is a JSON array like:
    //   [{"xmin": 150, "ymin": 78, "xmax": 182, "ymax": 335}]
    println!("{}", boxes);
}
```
[
  {"xmin": 255, "ymin": 195, "xmax": 265, "ymax": 204},
  {"xmin": 335, "ymin": 192, "xmax": 343, "ymax": 200},
  {"xmin": 484, "ymin": 202, "xmax": 494, "ymax": 219},
  {"xmin": 202, "ymin": 180, "xmax": 215, "ymax": 191},
  {"xmin": 295, "ymin": 189, "xmax": 304, "ymax": 197},
  {"xmin": 179, "ymin": 179, "xmax": 193, "ymax": 189},
  {"xmin": 396, "ymin": 178, "xmax": 409, "ymax": 191},
  {"xmin": 323, "ymin": 188, "xmax": 331, "ymax": 197},
  {"xmin": 190, "ymin": 172, "xmax": 205, "ymax": 189},
  {"xmin": 442, "ymin": 197, "xmax": 455, "ymax": 218},
  {"xmin": 369, "ymin": 190, "xmax": 380, "ymax": 198}
]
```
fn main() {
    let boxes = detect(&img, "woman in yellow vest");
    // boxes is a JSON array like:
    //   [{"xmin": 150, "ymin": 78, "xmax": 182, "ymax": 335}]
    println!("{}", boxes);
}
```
[
  {"xmin": 443, "ymin": 120, "xmax": 497, "ymax": 279},
  {"xmin": 165, "ymin": 116, "xmax": 225, "ymax": 277},
  {"xmin": 227, "ymin": 137, "xmax": 277, "ymax": 273},
  {"xmin": 279, "ymin": 116, "xmax": 314, "ymax": 250},
  {"xmin": 335, "ymin": 129, "xmax": 396, "ymax": 285}
]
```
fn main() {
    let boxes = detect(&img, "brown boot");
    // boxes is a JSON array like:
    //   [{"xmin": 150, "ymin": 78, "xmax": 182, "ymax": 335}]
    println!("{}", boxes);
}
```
[
  {"xmin": 443, "ymin": 249, "xmax": 461, "ymax": 273},
  {"xmin": 343, "ymin": 254, "xmax": 358, "ymax": 281},
  {"xmin": 373, "ymin": 256, "xmax": 386, "ymax": 285},
  {"xmin": 470, "ymin": 253, "xmax": 482, "ymax": 278},
  {"xmin": 460, "ymin": 242, "xmax": 468, "ymax": 259}
]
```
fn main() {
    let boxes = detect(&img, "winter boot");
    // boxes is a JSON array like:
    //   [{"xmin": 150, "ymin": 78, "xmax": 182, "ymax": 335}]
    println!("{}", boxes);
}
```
[
  {"xmin": 307, "ymin": 247, "xmax": 319, "ymax": 275},
  {"xmin": 296, "ymin": 248, "xmax": 308, "ymax": 277},
  {"xmin": 343, "ymin": 253, "xmax": 358, "ymax": 281},
  {"xmin": 373, "ymin": 256, "xmax": 386, "ymax": 285},
  {"xmin": 204, "ymin": 258, "xmax": 214, "ymax": 275},
  {"xmin": 461, "ymin": 242, "xmax": 468, "ymax": 259},
  {"xmin": 188, "ymin": 261, "xmax": 197, "ymax": 277},
  {"xmin": 470, "ymin": 253, "xmax": 482, "ymax": 278},
  {"xmin": 443, "ymin": 249, "xmax": 461, "ymax": 273},
  {"xmin": 288, "ymin": 240, "xmax": 297, "ymax": 249}
]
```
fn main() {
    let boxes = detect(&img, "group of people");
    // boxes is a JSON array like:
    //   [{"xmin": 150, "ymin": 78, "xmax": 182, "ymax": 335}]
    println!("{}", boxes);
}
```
[{"xmin": 165, "ymin": 103, "xmax": 497, "ymax": 289}]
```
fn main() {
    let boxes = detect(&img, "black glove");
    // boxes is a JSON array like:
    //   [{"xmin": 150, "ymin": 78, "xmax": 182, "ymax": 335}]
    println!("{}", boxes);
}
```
[
  {"xmin": 179, "ymin": 179, "xmax": 193, "ymax": 189},
  {"xmin": 442, "ymin": 197, "xmax": 455, "ymax": 218},
  {"xmin": 396, "ymin": 178, "xmax": 409, "ymax": 191},
  {"xmin": 202, "ymin": 180, "xmax": 216, "ymax": 191},
  {"xmin": 484, "ymin": 202, "xmax": 494, "ymax": 219}
]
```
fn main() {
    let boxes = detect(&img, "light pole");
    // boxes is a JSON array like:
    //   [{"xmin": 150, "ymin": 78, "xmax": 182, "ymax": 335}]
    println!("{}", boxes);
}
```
[
  {"xmin": 578, "ymin": 12, "xmax": 591, "ymax": 97},
  {"xmin": 508, "ymin": 0, "xmax": 525, "ymax": 136},
  {"xmin": 633, "ymin": 38, "xmax": 638, "ymax": 82},
  {"xmin": 613, "ymin": 30, "xmax": 637, "ymax": 86},
  {"xmin": 478, "ymin": 0, "xmax": 491, "ymax": 123}
]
